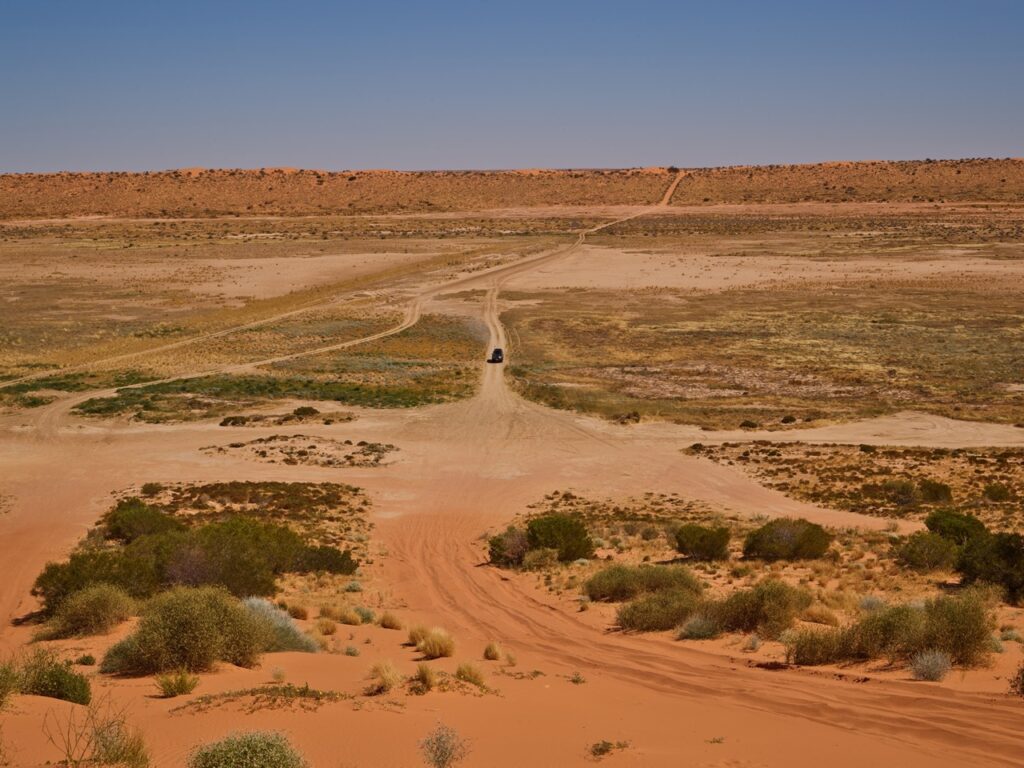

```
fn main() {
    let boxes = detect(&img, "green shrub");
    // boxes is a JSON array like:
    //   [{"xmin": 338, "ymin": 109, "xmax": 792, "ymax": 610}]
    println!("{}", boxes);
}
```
[
  {"xmin": 790, "ymin": 593, "xmax": 992, "ymax": 668},
  {"xmin": 983, "ymin": 482, "xmax": 1012, "ymax": 502},
  {"xmin": 786, "ymin": 628, "xmax": 844, "ymax": 665},
  {"xmin": 189, "ymin": 732, "xmax": 308, "ymax": 768},
  {"xmin": 101, "ymin": 587, "xmax": 265, "ymax": 675},
  {"xmin": 33, "ymin": 549, "xmax": 161, "ymax": 614},
  {"xmin": 924, "ymin": 509, "xmax": 986, "ymax": 545},
  {"xmin": 957, "ymin": 531, "xmax": 1024, "ymax": 603},
  {"xmin": 585, "ymin": 565, "xmax": 701, "ymax": 602},
  {"xmin": 877, "ymin": 479, "xmax": 919, "ymax": 506},
  {"xmin": 155, "ymin": 669, "xmax": 200, "ymax": 697},
  {"xmin": 710, "ymin": 580, "xmax": 812, "ymax": 639},
  {"xmin": 674, "ymin": 524, "xmax": 730, "ymax": 561},
  {"xmin": 896, "ymin": 532, "xmax": 958, "ymax": 572},
  {"xmin": 0, "ymin": 661, "xmax": 19, "ymax": 709},
  {"xmin": 41, "ymin": 584, "xmax": 135, "ymax": 638},
  {"xmin": 616, "ymin": 589, "xmax": 701, "ymax": 632},
  {"xmin": 742, "ymin": 518, "xmax": 831, "ymax": 561},
  {"xmin": 295, "ymin": 545, "xmax": 357, "ymax": 575},
  {"xmin": 526, "ymin": 514, "xmax": 594, "ymax": 562},
  {"xmin": 488, "ymin": 526, "xmax": 529, "ymax": 567},
  {"xmin": 19, "ymin": 649, "xmax": 91, "ymax": 705},
  {"xmin": 918, "ymin": 479, "xmax": 953, "ymax": 504},
  {"xmin": 104, "ymin": 498, "xmax": 183, "ymax": 543},
  {"xmin": 192, "ymin": 517, "xmax": 304, "ymax": 597}
]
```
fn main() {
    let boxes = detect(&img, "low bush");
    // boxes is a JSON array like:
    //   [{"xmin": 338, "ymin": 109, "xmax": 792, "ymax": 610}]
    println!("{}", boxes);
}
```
[
  {"xmin": 678, "ymin": 613, "xmax": 720, "ymax": 640},
  {"xmin": 488, "ymin": 526, "xmax": 529, "ymax": 567},
  {"xmin": 584, "ymin": 564, "xmax": 702, "ymax": 602},
  {"xmin": 104, "ymin": 498, "xmax": 183, "ymax": 543},
  {"xmin": 786, "ymin": 628, "xmax": 845, "ymax": 666},
  {"xmin": 242, "ymin": 598, "xmax": 318, "ymax": 653},
  {"xmin": 709, "ymin": 580, "xmax": 812, "ymax": 639},
  {"xmin": 616, "ymin": 589, "xmax": 701, "ymax": 632},
  {"xmin": 19, "ymin": 649, "xmax": 91, "ymax": 705},
  {"xmin": 674, "ymin": 524, "xmax": 730, "ymax": 561},
  {"xmin": 420, "ymin": 723, "xmax": 469, "ymax": 768},
  {"xmin": 189, "ymin": 731, "xmax": 308, "ymax": 768},
  {"xmin": 1010, "ymin": 663, "xmax": 1024, "ymax": 697},
  {"xmin": 0, "ymin": 662, "xmax": 17, "ymax": 708},
  {"xmin": 33, "ymin": 549, "xmax": 160, "ymax": 614},
  {"xmin": 787, "ymin": 592, "xmax": 992, "ymax": 668},
  {"xmin": 483, "ymin": 642, "xmax": 502, "ymax": 661},
  {"xmin": 101, "ymin": 587, "xmax": 266, "ymax": 675},
  {"xmin": 316, "ymin": 618, "xmax": 336, "ymax": 636},
  {"xmin": 957, "ymin": 531, "xmax": 1024, "ymax": 603},
  {"xmin": 924, "ymin": 509, "xmax": 986, "ymax": 545},
  {"xmin": 411, "ymin": 662, "xmax": 436, "ymax": 694},
  {"xmin": 918, "ymin": 479, "xmax": 953, "ymax": 504},
  {"xmin": 365, "ymin": 660, "xmax": 401, "ymax": 695},
  {"xmin": 407, "ymin": 625, "xmax": 430, "ymax": 647},
  {"xmin": 742, "ymin": 519, "xmax": 831, "ymax": 561},
  {"xmin": 155, "ymin": 669, "xmax": 200, "ymax": 697},
  {"xmin": 337, "ymin": 607, "xmax": 362, "ymax": 626},
  {"xmin": 41, "ymin": 583, "xmax": 135, "ymax": 638},
  {"xmin": 522, "ymin": 548, "xmax": 558, "ymax": 571},
  {"xmin": 354, "ymin": 606, "xmax": 375, "ymax": 624},
  {"xmin": 455, "ymin": 663, "xmax": 485, "ymax": 687},
  {"xmin": 379, "ymin": 611, "xmax": 403, "ymax": 630},
  {"xmin": 526, "ymin": 514, "xmax": 594, "ymax": 562},
  {"xmin": 417, "ymin": 628, "xmax": 455, "ymax": 659},
  {"xmin": 983, "ymin": 482, "xmax": 1012, "ymax": 502},
  {"xmin": 896, "ymin": 532, "xmax": 958, "ymax": 572},
  {"xmin": 910, "ymin": 650, "xmax": 951, "ymax": 681}
]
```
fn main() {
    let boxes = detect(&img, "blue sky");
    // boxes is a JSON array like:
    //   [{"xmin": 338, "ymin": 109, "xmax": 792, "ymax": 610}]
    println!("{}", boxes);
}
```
[{"xmin": 1, "ymin": 1, "xmax": 1021, "ymax": 171}]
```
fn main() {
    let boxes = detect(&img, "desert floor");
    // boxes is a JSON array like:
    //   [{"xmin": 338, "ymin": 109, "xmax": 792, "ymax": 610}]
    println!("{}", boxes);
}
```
[{"xmin": 2, "ymin": 184, "xmax": 1024, "ymax": 766}]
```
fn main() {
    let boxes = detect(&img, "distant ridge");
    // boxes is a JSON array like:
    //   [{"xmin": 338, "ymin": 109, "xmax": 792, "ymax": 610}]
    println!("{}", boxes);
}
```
[{"xmin": 1, "ymin": 159, "xmax": 1021, "ymax": 219}]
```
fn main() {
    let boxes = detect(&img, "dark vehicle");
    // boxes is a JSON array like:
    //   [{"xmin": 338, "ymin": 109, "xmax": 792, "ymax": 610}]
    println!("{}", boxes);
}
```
[{"xmin": 488, "ymin": 348, "xmax": 504, "ymax": 364}]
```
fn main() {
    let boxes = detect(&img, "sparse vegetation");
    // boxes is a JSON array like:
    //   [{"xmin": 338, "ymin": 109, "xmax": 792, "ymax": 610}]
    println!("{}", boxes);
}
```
[
  {"xmin": 188, "ymin": 732, "xmax": 307, "ymax": 768},
  {"xmin": 154, "ymin": 670, "xmax": 200, "ymax": 698},
  {"xmin": 417, "ymin": 628, "xmax": 455, "ymax": 659},
  {"xmin": 365, "ymin": 660, "xmax": 402, "ymax": 696},
  {"xmin": 454, "ymin": 663, "xmax": 485, "ymax": 688},
  {"xmin": 743, "ymin": 518, "xmax": 832, "ymax": 561},
  {"xmin": 420, "ymin": 723, "xmax": 469, "ymax": 768}
]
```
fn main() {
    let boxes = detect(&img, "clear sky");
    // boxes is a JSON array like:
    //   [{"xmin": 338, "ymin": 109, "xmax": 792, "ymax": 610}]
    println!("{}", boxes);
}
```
[{"xmin": 2, "ymin": 0, "xmax": 1022, "ymax": 172}]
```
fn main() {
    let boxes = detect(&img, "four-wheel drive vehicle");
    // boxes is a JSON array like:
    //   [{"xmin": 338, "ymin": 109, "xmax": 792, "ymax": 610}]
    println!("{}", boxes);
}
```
[{"xmin": 488, "ymin": 348, "xmax": 504, "ymax": 363}]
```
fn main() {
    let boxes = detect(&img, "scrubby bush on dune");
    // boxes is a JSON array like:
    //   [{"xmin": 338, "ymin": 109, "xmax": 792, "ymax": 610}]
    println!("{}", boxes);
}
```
[
  {"xmin": 33, "ymin": 549, "xmax": 161, "ymax": 614},
  {"xmin": 104, "ymin": 498, "xmax": 183, "ymax": 543},
  {"xmin": 678, "ymin": 613, "xmax": 720, "ymax": 640},
  {"xmin": 708, "ymin": 580, "xmax": 812, "ymax": 639},
  {"xmin": 455, "ymin": 663, "xmax": 485, "ymax": 688},
  {"xmin": 924, "ymin": 509, "xmax": 986, "ymax": 545},
  {"xmin": 154, "ymin": 669, "xmax": 200, "ymax": 697},
  {"xmin": 0, "ymin": 661, "xmax": 19, "ymax": 708},
  {"xmin": 417, "ymin": 628, "xmax": 455, "ymax": 659},
  {"xmin": 1011, "ymin": 663, "xmax": 1024, "ymax": 697},
  {"xmin": 379, "ymin": 611, "xmax": 403, "ymax": 630},
  {"xmin": 483, "ymin": 642, "xmax": 502, "ymax": 661},
  {"xmin": 616, "ymin": 589, "xmax": 702, "ymax": 632},
  {"xmin": 487, "ymin": 526, "xmax": 529, "ymax": 567},
  {"xmin": 365, "ymin": 660, "xmax": 401, "ymax": 696},
  {"xmin": 957, "ymin": 531, "xmax": 1024, "ymax": 603},
  {"xmin": 33, "ymin": 507, "xmax": 360, "ymax": 614},
  {"xmin": 101, "ymin": 587, "xmax": 266, "ymax": 675},
  {"xmin": 39, "ymin": 583, "xmax": 135, "ymax": 639},
  {"xmin": 585, "ymin": 564, "xmax": 702, "ymax": 602},
  {"xmin": 742, "ymin": 518, "xmax": 831, "ymax": 561},
  {"xmin": 918, "ymin": 479, "xmax": 953, "ymax": 504},
  {"xmin": 18, "ymin": 649, "xmax": 92, "ymax": 704},
  {"xmin": 785, "ymin": 591, "xmax": 993, "ymax": 668},
  {"xmin": 189, "ymin": 732, "xmax": 307, "ymax": 768},
  {"xmin": 910, "ymin": 650, "xmax": 952, "ymax": 681},
  {"xmin": 674, "ymin": 524, "xmax": 730, "ymax": 561},
  {"xmin": 241, "ymin": 598, "xmax": 317, "ymax": 653},
  {"xmin": 525, "ymin": 514, "xmax": 594, "ymax": 562},
  {"xmin": 411, "ymin": 662, "xmax": 437, "ymax": 694},
  {"xmin": 896, "ymin": 532, "xmax": 958, "ymax": 572},
  {"xmin": 420, "ymin": 723, "xmax": 469, "ymax": 768}
]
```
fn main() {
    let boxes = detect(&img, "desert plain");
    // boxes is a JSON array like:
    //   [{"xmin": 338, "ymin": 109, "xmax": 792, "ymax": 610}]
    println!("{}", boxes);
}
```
[{"xmin": 1, "ymin": 159, "xmax": 1024, "ymax": 767}]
